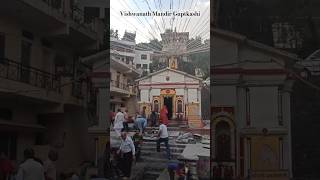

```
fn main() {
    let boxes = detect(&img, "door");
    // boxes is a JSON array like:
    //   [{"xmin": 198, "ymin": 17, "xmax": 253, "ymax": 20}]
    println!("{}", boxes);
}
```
[{"xmin": 164, "ymin": 96, "xmax": 173, "ymax": 119}]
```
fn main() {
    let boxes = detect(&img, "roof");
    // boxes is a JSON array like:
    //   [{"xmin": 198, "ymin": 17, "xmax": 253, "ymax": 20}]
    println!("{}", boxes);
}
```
[
  {"xmin": 135, "ymin": 67, "xmax": 203, "ymax": 82},
  {"xmin": 213, "ymin": 28, "xmax": 301, "ymax": 61},
  {"xmin": 81, "ymin": 50, "xmax": 108, "ymax": 64}
]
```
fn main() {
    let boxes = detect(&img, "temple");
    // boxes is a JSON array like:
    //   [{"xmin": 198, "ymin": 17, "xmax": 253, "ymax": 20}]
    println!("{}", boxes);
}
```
[{"xmin": 135, "ymin": 56, "xmax": 204, "ymax": 128}]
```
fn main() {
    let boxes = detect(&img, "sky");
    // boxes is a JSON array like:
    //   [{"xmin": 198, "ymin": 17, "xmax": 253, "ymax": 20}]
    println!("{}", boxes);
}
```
[{"xmin": 110, "ymin": 0, "xmax": 210, "ymax": 43}]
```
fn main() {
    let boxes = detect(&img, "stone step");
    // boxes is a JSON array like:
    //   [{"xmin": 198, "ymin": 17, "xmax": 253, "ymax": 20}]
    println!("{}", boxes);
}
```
[
  {"xmin": 143, "ymin": 171, "xmax": 161, "ymax": 180},
  {"xmin": 142, "ymin": 141, "xmax": 187, "ymax": 148},
  {"xmin": 140, "ymin": 156, "xmax": 172, "ymax": 163},
  {"xmin": 141, "ymin": 146, "xmax": 184, "ymax": 153},
  {"xmin": 141, "ymin": 150, "xmax": 182, "ymax": 159}
]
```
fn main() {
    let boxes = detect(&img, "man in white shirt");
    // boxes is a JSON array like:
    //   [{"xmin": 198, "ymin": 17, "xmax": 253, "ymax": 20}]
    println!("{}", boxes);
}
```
[
  {"xmin": 157, "ymin": 122, "xmax": 171, "ymax": 160},
  {"xmin": 16, "ymin": 148, "xmax": 45, "ymax": 180},
  {"xmin": 117, "ymin": 131, "xmax": 135, "ymax": 179},
  {"xmin": 113, "ymin": 109, "xmax": 124, "ymax": 136}
]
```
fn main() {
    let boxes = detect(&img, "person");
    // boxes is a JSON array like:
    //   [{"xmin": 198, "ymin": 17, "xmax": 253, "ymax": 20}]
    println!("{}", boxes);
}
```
[
  {"xmin": 167, "ymin": 162, "xmax": 178, "ymax": 180},
  {"xmin": 134, "ymin": 113, "xmax": 147, "ymax": 135},
  {"xmin": 16, "ymin": 148, "xmax": 45, "ymax": 180},
  {"xmin": 150, "ymin": 110, "xmax": 158, "ymax": 127},
  {"xmin": 132, "ymin": 131, "xmax": 143, "ymax": 161},
  {"xmin": 0, "ymin": 152, "xmax": 13, "ymax": 180},
  {"xmin": 114, "ymin": 109, "xmax": 125, "ymax": 136},
  {"xmin": 123, "ymin": 109, "xmax": 129, "ymax": 131},
  {"xmin": 117, "ymin": 131, "xmax": 135, "ymax": 179},
  {"xmin": 159, "ymin": 105, "xmax": 169, "ymax": 125},
  {"xmin": 110, "ymin": 111, "xmax": 115, "ymax": 126},
  {"xmin": 43, "ymin": 150, "xmax": 58, "ymax": 180},
  {"xmin": 141, "ymin": 106, "xmax": 146, "ymax": 119},
  {"xmin": 157, "ymin": 121, "xmax": 171, "ymax": 160}
]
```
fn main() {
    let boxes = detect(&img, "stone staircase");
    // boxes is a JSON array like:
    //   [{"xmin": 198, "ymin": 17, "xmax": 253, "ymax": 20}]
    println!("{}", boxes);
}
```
[{"xmin": 140, "ymin": 137, "xmax": 186, "ymax": 180}]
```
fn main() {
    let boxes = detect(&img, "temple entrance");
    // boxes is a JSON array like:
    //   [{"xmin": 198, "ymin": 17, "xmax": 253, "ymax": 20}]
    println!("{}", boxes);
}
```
[{"xmin": 163, "ymin": 96, "xmax": 173, "ymax": 119}]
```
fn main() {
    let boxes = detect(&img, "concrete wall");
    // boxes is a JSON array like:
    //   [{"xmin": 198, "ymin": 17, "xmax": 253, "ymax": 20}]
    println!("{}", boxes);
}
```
[{"xmin": 250, "ymin": 87, "xmax": 279, "ymax": 128}]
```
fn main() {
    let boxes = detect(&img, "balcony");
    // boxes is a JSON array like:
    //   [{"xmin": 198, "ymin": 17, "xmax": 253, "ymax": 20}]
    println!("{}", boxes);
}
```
[
  {"xmin": 0, "ymin": 58, "xmax": 61, "ymax": 92},
  {"xmin": 110, "ymin": 56, "xmax": 141, "ymax": 77},
  {"xmin": 0, "ymin": 0, "xmax": 100, "ymax": 47}
]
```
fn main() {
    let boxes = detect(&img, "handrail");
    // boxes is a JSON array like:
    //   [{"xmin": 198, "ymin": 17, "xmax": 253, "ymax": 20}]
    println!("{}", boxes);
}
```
[{"xmin": 0, "ymin": 58, "xmax": 61, "ymax": 92}]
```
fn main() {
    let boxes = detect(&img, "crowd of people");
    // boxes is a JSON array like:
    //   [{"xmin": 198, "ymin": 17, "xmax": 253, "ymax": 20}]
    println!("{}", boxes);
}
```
[
  {"xmin": 0, "ymin": 149, "xmax": 67, "ymax": 180},
  {"xmin": 110, "ymin": 105, "xmax": 172, "ymax": 179}
]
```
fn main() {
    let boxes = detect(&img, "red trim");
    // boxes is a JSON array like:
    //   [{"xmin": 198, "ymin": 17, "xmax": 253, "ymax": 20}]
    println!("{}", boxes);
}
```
[
  {"xmin": 139, "ymin": 83, "xmax": 199, "ymax": 86},
  {"xmin": 90, "ymin": 72, "xmax": 110, "ymax": 78},
  {"xmin": 211, "ymin": 68, "xmax": 287, "ymax": 75},
  {"xmin": 212, "ymin": 106, "xmax": 234, "ymax": 113}
]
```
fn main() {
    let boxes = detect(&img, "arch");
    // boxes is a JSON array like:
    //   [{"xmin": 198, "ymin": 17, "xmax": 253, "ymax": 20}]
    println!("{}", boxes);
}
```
[
  {"xmin": 212, "ymin": 115, "xmax": 236, "ymax": 161},
  {"xmin": 216, "ymin": 121, "xmax": 231, "ymax": 161}
]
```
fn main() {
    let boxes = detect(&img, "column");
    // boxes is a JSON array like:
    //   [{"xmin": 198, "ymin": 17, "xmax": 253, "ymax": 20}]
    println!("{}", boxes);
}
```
[
  {"xmin": 98, "ymin": 87, "xmax": 108, "ymax": 129},
  {"xmin": 198, "ymin": 88, "xmax": 202, "ymax": 118},
  {"xmin": 282, "ymin": 80, "xmax": 294, "ymax": 178}
]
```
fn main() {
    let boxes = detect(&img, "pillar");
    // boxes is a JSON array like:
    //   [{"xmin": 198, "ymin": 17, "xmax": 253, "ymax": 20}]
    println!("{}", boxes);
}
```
[
  {"xmin": 282, "ymin": 80, "xmax": 294, "ymax": 178},
  {"xmin": 98, "ymin": 87, "xmax": 108, "ymax": 129}
]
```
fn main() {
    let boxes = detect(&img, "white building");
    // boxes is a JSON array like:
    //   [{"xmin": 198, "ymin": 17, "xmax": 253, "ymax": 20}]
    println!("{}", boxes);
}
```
[
  {"xmin": 81, "ymin": 50, "xmax": 108, "ymax": 168},
  {"xmin": 110, "ymin": 36, "xmax": 141, "ymax": 115},
  {"xmin": 0, "ymin": 0, "xmax": 104, "ymax": 173},
  {"xmin": 134, "ymin": 49, "xmax": 153, "ymax": 74},
  {"xmin": 212, "ymin": 29, "xmax": 298, "ymax": 179},
  {"xmin": 136, "ymin": 62, "xmax": 203, "ymax": 128}
]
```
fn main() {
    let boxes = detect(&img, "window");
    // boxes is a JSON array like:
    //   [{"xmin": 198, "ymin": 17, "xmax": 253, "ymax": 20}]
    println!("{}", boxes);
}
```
[
  {"xmin": 0, "ymin": 33, "xmax": 5, "ymax": 59},
  {"xmin": 0, "ymin": 108, "xmax": 13, "ymax": 121},
  {"xmin": 142, "ymin": 64, "xmax": 148, "ymax": 69},
  {"xmin": 141, "ymin": 54, "xmax": 147, "ymax": 59},
  {"xmin": 0, "ymin": 133, "xmax": 17, "ymax": 160},
  {"xmin": 84, "ymin": 7, "xmax": 100, "ymax": 23},
  {"xmin": 136, "ymin": 64, "xmax": 141, "ymax": 68}
]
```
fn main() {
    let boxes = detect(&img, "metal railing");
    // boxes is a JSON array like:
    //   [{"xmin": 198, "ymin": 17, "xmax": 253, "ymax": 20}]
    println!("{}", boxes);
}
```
[
  {"xmin": 0, "ymin": 58, "xmax": 61, "ymax": 92},
  {"xmin": 40, "ymin": 0, "xmax": 97, "ymax": 33},
  {"xmin": 71, "ymin": 6, "xmax": 97, "ymax": 33},
  {"xmin": 110, "ymin": 80, "xmax": 129, "ymax": 91}
]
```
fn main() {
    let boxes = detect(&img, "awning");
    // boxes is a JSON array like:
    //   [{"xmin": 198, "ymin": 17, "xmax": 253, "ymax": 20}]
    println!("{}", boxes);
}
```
[{"xmin": 0, "ymin": 120, "xmax": 46, "ymax": 132}]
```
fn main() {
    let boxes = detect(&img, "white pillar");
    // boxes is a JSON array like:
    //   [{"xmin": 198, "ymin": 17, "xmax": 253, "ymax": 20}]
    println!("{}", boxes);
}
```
[
  {"xmin": 98, "ymin": 88, "xmax": 108, "ymax": 129},
  {"xmin": 282, "ymin": 81, "xmax": 293, "ymax": 178},
  {"xmin": 198, "ymin": 88, "xmax": 202, "ymax": 118}
]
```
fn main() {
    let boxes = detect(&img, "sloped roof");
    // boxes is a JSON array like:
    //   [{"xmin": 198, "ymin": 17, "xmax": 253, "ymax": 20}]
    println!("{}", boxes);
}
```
[
  {"xmin": 213, "ymin": 28, "xmax": 300, "ymax": 61},
  {"xmin": 135, "ymin": 67, "xmax": 203, "ymax": 82}
]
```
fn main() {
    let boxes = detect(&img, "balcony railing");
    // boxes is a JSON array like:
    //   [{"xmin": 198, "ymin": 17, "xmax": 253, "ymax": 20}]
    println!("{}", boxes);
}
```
[
  {"xmin": 41, "ymin": 0, "xmax": 65, "ymax": 12},
  {"xmin": 0, "ymin": 58, "xmax": 61, "ymax": 92},
  {"xmin": 71, "ymin": 6, "xmax": 97, "ymax": 33},
  {"xmin": 110, "ymin": 80, "xmax": 129, "ymax": 91},
  {"xmin": 40, "ymin": 0, "xmax": 97, "ymax": 33}
]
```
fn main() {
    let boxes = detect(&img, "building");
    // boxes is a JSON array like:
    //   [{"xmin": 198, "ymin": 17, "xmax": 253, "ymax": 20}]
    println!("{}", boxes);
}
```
[
  {"xmin": 289, "ymin": 49, "xmax": 320, "ymax": 178},
  {"xmin": 110, "ymin": 35, "xmax": 141, "ymax": 116},
  {"xmin": 77, "ymin": 0, "xmax": 109, "ymax": 20},
  {"xmin": 160, "ymin": 29, "xmax": 189, "ymax": 63},
  {"xmin": 81, "ymin": 50, "xmax": 108, "ymax": 174},
  {"xmin": 0, "ymin": 0, "xmax": 103, "ymax": 174},
  {"xmin": 215, "ymin": 0, "xmax": 320, "ymax": 58},
  {"xmin": 136, "ymin": 58, "xmax": 204, "ymax": 128},
  {"xmin": 134, "ymin": 48, "xmax": 153, "ymax": 75},
  {"xmin": 212, "ymin": 29, "xmax": 298, "ymax": 179}
]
